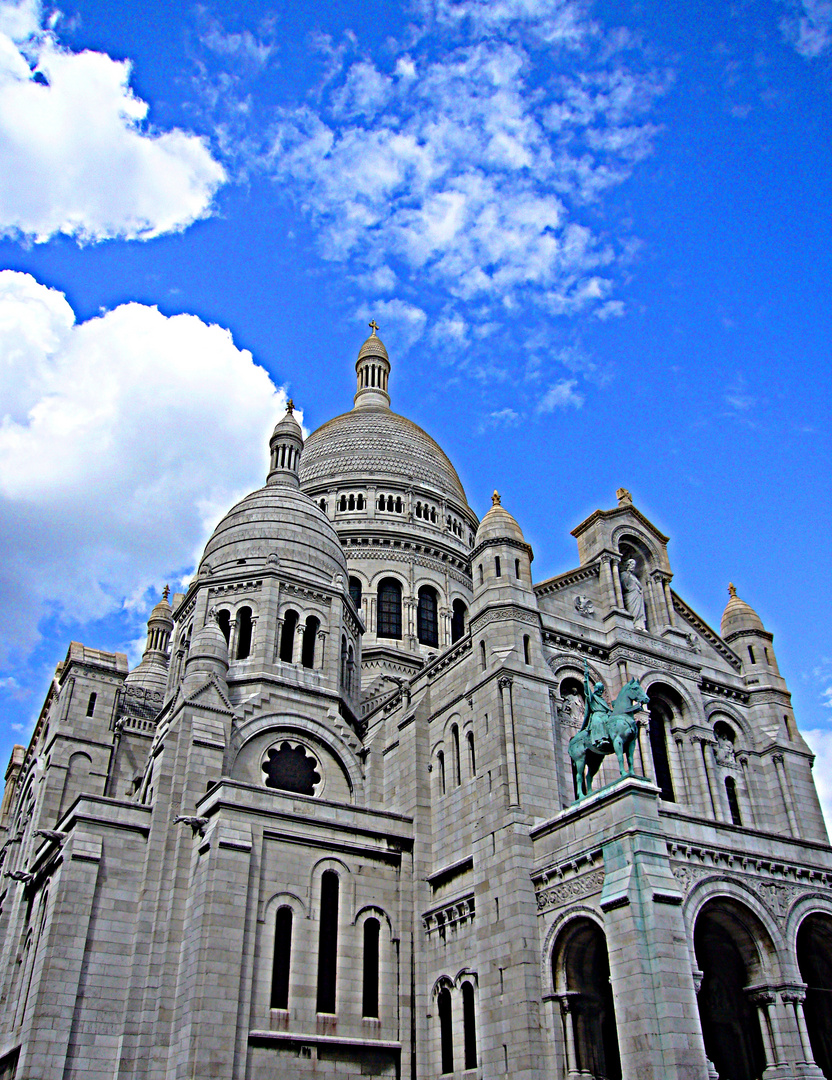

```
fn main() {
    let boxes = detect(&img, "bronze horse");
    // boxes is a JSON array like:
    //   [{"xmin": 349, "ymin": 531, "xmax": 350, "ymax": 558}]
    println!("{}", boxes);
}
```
[{"xmin": 568, "ymin": 678, "xmax": 650, "ymax": 799}]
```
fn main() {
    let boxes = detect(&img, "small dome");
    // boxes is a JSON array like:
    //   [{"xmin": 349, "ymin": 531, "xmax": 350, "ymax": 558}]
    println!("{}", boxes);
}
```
[
  {"xmin": 271, "ymin": 399, "xmax": 302, "ymax": 440},
  {"xmin": 187, "ymin": 619, "xmax": 229, "ymax": 671},
  {"xmin": 357, "ymin": 330, "xmax": 389, "ymax": 362},
  {"xmin": 200, "ymin": 484, "xmax": 347, "ymax": 584},
  {"xmin": 721, "ymin": 583, "xmax": 765, "ymax": 638},
  {"xmin": 475, "ymin": 491, "xmax": 527, "ymax": 547},
  {"xmin": 149, "ymin": 591, "xmax": 173, "ymax": 624}
]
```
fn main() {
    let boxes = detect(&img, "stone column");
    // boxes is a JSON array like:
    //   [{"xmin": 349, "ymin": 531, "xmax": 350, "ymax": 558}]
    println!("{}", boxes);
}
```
[
  {"xmin": 368, "ymin": 595, "xmax": 376, "ymax": 636},
  {"xmin": 611, "ymin": 557, "xmax": 625, "ymax": 609},
  {"xmin": 404, "ymin": 597, "xmax": 417, "ymax": 648},
  {"xmin": 638, "ymin": 716, "xmax": 656, "ymax": 781},
  {"xmin": 748, "ymin": 989, "xmax": 779, "ymax": 1070},
  {"xmin": 558, "ymin": 995, "xmax": 581, "ymax": 1079},
  {"xmin": 690, "ymin": 736, "xmax": 717, "ymax": 817},
  {"xmin": 498, "ymin": 676, "xmax": 520, "ymax": 807},
  {"xmin": 663, "ymin": 578, "xmax": 677, "ymax": 627},
  {"xmin": 650, "ymin": 570, "xmax": 673, "ymax": 626},
  {"xmin": 228, "ymin": 617, "xmax": 238, "ymax": 660},
  {"xmin": 296, "ymin": 621, "xmax": 305, "ymax": 661},
  {"xmin": 439, "ymin": 607, "xmax": 451, "ymax": 648},
  {"xmin": 273, "ymin": 616, "xmax": 284, "ymax": 661},
  {"xmin": 672, "ymin": 733, "xmax": 689, "ymax": 803},
  {"xmin": 782, "ymin": 986, "xmax": 814, "ymax": 1065},
  {"xmin": 316, "ymin": 630, "xmax": 327, "ymax": 671},
  {"xmin": 599, "ymin": 554, "xmax": 619, "ymax": 613},
  {"xmin": 772, "ymin": 753, "xmax": 800, "ymax": 834},
  {"xmin": 249, "ymin": 615, "xmax": 258, "ymax": 658},
  {"xmin": 738, "ymin": 755, "xmax": 757, "ymax": 827}
]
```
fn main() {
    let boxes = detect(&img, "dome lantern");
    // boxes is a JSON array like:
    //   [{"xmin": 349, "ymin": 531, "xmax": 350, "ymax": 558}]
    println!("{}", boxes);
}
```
[
  {"xmin": 354, "ymin": 321, "xmax": 391, "ymax": 410},
  {"xmin": 267, "ymin": 400, "xmax": 303, "ymax": 487}
]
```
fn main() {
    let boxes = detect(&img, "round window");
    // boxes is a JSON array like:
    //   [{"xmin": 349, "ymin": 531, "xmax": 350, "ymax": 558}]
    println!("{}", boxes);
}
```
[{"xmin": 262, "ymin": 741, "xmax": 322, "ymax": 796}]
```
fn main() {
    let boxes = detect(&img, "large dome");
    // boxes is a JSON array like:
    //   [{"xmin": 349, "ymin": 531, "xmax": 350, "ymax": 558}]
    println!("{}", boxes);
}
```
[
  {"xmin": 299, "ymin": 407, "xmax": 468, "ymax": 506},
  {"xmin": 200, "ymin": 485, "xmax": 347, "ymax": 584}
]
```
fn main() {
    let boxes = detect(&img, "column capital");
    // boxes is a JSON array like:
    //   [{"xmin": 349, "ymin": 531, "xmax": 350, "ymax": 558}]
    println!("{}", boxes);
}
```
[
  {"xmin": 498, "ymin": 675, "xmax": 513, "ymax": 691},
  {"xmin": 747, "ymin": 987, "xmax": 777, "ymax": 1006},
  {"xmin": 779, "ymin": 983, "xmax": 807, "ymax": 1004}
]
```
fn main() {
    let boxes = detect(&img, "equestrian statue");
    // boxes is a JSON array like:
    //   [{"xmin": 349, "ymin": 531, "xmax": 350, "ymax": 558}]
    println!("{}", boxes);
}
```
[{"xmin": 568, "ymin": 660, "xmax": 650, "ymax": 799}]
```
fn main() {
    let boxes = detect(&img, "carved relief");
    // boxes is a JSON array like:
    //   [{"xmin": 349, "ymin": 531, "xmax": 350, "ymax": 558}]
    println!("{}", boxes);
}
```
[
  {"xmin": 535, "ymin": 869, "xmax": 605, "ymax": 912},
  {"xmin": 574, "ymin": 595, "xmax": 595, "ymax": 617}
]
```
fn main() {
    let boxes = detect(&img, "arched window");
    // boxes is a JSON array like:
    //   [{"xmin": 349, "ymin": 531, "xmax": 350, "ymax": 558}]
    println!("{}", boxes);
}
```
[
  {"xmin": 417, "ymin": 586, "xmax": 439, "ymax": 647},
  {"xmin": 797, "ymin": 913, "xmax": 832, "ymax": 1077},
  {"xmin": 416, "ymin": 502, "xmax": 422, "ymax": 518},
  {"xmin": 86, "ymin": 692, "xmax": 97, "ymax": 717},
  {"xmin": 236, "ymin": 607, "xmax": 253, "ymax": 659},
  {"xmin": 431, "ymin": 508, "xmax": 437, "ymax": 523},
  {"xmin": 280, "ymin": 610, "xmax": 298, "ymax": 663},
  {"xmin": 478, "ymin": 564, "xmax": 484, "ymax": 586},
  {"xmin": 467, "ymin": 731, "xmax": 476, "ymax": 776},
  {"xmin": 387, "ymin": 495, "xmax": 394, "ymax": 512},
  {"xmin": 437, "ymin": 750, "xmax": 446, "ymax": 795},
  {"xmin": 377, "ymin": 579, "xmax": 402, "ymax": 640},
  {"xmin": 271, "ymin": 906, "xmax": 292, "ymax": 1009},
  {"xmin": 523, "ymin": 635, "xmax": 531, "ymax": 665},
  {"xmin": 340, "ymin": 635, "xmax": 347, "ymax": 686},
  {"xmin": 216, "ymin": 609, "xmax": 231, "ymax": 644},
  {"xmin": 395, "ymin": 496, "xmax": 402, "ymax": 513},
  {"xmin": 357, "ymin": 494, "xmax": 365, "ymax": 510},
  {"xmin": 347, "ymin": 645, "xmax": 355, "ymax": 693},
  {"xmin": 480, "ymin": 641, "xmax": 487, "ymax": 671},
  {"xmin": 319, "ymin": 498, "xmax": 327, "ymax": 512},
  {"xmin": 451, "ymin": 725, "xmax": 461, "ymax": 787},
  {"xmin": 462, "ymin": 982, "xmax": 477, "ymax": 1070},
  {"xmin": 301, "ymin": 616, "xmax": 319, "ymax": 668},
  {"xmin": 348, "ymin": 493, "xmax": 355, "ymax": 510},
  {"xmin": 349, "ymin": 576, "xmax": 363, "ymax": 609},
  {"xmin": 362, "ymin": 917, "xmax": 380, "ymax": 1018},
  {"xmin": 725, "ymin": 776, "xmax": 742, "ymax": 825},
  {"xmin": 451, "ymin": 599, "xmax": 466, "ymax": 643},
  {"xmin": 438, "ymin": 986, "xmax": 453, "ymax": 1074},
  {"xmin": 340, "ymin": 494, "xmax": 347, "ymax": 511},
  {"xmin": 646, "ymin": 689, "xmax": 676, "ymax": 802},
  {"xmin": 495, "ymin": 555, "xmax": 501, "ymax": 577},
  {"xmin": 377, "ymin": 495, "xmax": 384, "ymax": 511},
  {"xmin": 316, "ymin": 871, "xmax": 339, "ymax": 1014}
]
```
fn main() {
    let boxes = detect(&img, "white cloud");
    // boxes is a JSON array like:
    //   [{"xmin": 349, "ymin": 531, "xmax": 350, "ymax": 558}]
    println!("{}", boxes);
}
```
[
  {"xmin": 0, "ymin": 270, "xmax": 290, "ymax": 660},
  {"xmin": 780, "ymin": 0, "xmax": 832, "ymax": 58},
  {"xmin": 356, "ymin": 298, "xmax": 428, "ymax": 351},
  {"xmin": 0, "ymin": 0, "xmax": 226, "ymax": 243},
  {"xmin": 801, "ymin": 728, "xmax": 832, "ymax": 832},
  {"xmin": 537, "ymin": 378, "xmax": 584, "ymax": 411}
]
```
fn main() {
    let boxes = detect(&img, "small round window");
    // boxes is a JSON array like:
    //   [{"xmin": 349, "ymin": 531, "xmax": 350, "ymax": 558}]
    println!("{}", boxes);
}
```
[{"xmin": 262, "ymin": 741, "xmax": 322, "ymax": 796}]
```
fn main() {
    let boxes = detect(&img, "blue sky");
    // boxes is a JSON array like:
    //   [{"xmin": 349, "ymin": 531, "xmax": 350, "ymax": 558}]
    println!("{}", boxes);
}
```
[{"xmin": 0, "ymin": 0, "xmax": 831, "ymax": 817}]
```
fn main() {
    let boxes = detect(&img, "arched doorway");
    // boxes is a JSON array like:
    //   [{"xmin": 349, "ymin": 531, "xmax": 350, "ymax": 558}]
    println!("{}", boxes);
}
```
[
  {"xmin": 553, "ymin": 918, "xmax": 621, "ymax": 1080},
  {"xmin": 797, "ymin": 913, "xmax": 832, "ymax": 1077},
  {"xmin": 694, "ymin": 900, "xmax": 768, "ymax": 1080}
]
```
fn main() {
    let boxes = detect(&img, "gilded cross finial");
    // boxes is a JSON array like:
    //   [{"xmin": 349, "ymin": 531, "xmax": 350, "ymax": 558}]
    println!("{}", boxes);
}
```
[
  {"xmin": 162, "ymin": 584, "xmax": 170, "ymax": 602},
  {"xmin": 368, "ymin": 319, "xmax": 379, "ymax": 336},
  {"xmin": 728, "ymin": 582, "xmax": 737, "ymax": 598},
  {"xmin": 492, "ymin": 490, "xmax": 501, "ymax": 506},
  {"xmin": 286, "ymin": 398, "xmax": 294, "ymax": 413}
]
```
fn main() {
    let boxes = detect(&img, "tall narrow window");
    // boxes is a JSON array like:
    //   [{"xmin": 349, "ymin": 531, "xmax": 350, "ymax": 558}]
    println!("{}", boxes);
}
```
[
  {"xmin": 301, "ymin": 616, "xmax": 319, "ymax": 668},
  {"xmin": 725, "ymin": 776, "xmax": 742, "ymax": 825},
  {"xmin": 495, "ymin": 555, "xmax": 501, "ymax": 577},
  {"xmin": 340, "ymin": 635, "xmax": 348, "ymax": 686},
  {"xmin": 438, "ymin": 987, "xmax": 454, "ymax": 1074},
  {"xmin": 467, "ymin": 731, "xmax": 476, "ymax": 776},
  {"xmin": 451, "ymin": 599, "xmax": 467, "ymax": 643},
  {"xmin": 349, "ymin": 576, "xmax": 363, "ymax": 609},
  {"xmin": 647, "ymin": 693, "xmax": 676, "ymax": 802},
  {"xmin": 462, "ymin": 982, "xmax": 477, "ymax": 1069},
  {"xmin": 279, "ymin": 610, "xmax": 298, "ymax": 663},
  {"xmin": 217, "ymin": 609, "xmax": 231, "ymax": 644},
  {"xmin": 451, "ymin": 725, "xmax": 461, "ymax": 787},
  {"xmin": 377, "ymin": 579, "xmax": 402, "ymax": 640},
  {"xmin": 347, "ymin": 645, "xmax": 355, "ymax": 693},
  {"xmin": 523, "ymin": 635, "xmax": 531, "ymax": 665},
  {"xmin": 271, "ymin": 907, "xmax": 292, "ymax": 1009},
  {"xmin": 362, "ymin": 917, "xmax": 380, "ymax": 1018},
  {"xmin": 86, "ymin": 692, "xmax": 97, "ymax": 717},
  {"xmin": 480, "ymin": 641, "xmax": 487, "ymax": 670},
  {"xmin": 417, "ymin": 586, "xmax": 439, "ymax": 647},
  {"xmin": 437, "ymin": 751, "xmax": 446, "ymax": 795},
  {"xmin": 478, "ymin": 564, "xmax": 484, "ymax": 586},
  {"xmin": 748, "ymin": 645, "xmax": 756, "ymax": 664},
  {"xmin": 236, "ymin": 607, "xmax": 253, "ymax": 659},
  {"xmin": 316, "ymin": 871, "xmax": 339, "ymax": 1014},
  {"xmin": 515, "ymin": 558, "xmax": 520, "ymax": 579}
]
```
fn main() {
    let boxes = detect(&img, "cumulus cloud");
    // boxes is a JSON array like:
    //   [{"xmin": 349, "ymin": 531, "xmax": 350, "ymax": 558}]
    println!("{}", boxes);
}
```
[
  {"xmin": 537, "ymin": 377, "xmax": 584, "ymax": 411},
  {"xmin": 254, "ymin": 4, "xmax": 666, "ymax": 327},
  {"xmin": 780, "ymin": 0, "xmax": 832, "ymax": 58},
  {"xmin": 0, "ymin": 270, "xmax": 289, "ymax": 660},
  {"xmin": 0, "ymin": 0, "xmax": 226, "ymax": 243},
  {"xmin": 356, "ymin": 298, "xmax": 428, "ymax": 351}
]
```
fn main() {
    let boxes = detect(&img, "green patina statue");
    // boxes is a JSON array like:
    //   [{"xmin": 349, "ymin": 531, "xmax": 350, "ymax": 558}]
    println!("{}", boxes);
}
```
[{"xmin": 568, "ymin": 660, "xmax": 650, "ymax": 799}]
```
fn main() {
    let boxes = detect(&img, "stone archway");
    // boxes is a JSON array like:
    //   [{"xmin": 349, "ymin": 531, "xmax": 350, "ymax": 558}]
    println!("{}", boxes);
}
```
[
  {"xmin": 553, "ymin": 917, "xmax": 621, "ymax": 1080},
  {"xmin": 694, "ymin": 899, "xmax": 769, "ymax": 1080},
  {"xmin": 797, "ymin": 913, "xmax": 832, "ymax": 1077}
]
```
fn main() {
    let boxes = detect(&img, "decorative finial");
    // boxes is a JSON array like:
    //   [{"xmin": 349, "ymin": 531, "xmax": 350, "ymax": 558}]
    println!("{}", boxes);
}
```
[
  {"xmin": 492, "ymin": 490, "xmax": 501, "ymax": 506},
  {"xmin": 368, "ymin": 319, "xmax": 379, "ymax": 336},
  {"xmin": 616, "ymin": 487, "xmax": 632, "ymax": 506},
  {"xmin": 286, "ymin": 398, "xmax": 294, "ymax": 413},
  {"xmin": 728, "ymin": 583, "xmax": 737, "ymax": 598},
  {"xmin": 162, "ymin": 584, "xmax": 170, "ymax": 602}
]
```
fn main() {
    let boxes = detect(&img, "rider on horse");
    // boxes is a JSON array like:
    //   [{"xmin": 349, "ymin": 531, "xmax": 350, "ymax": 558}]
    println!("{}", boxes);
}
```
[{"xmin": 581, "ymin": 660, "xmax": 612, "ymax": 750}]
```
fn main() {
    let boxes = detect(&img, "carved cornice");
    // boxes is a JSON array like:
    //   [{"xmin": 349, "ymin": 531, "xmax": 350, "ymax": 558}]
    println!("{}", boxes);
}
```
[
  {"xmin": 700, "ymin": 676, "xmax": 750, "ymax": 705},
  {"xmin": 534, "ymin": 562, "xmax": 601, "ymax": 599},
  {"xmin": 671, "ymin": 592, "xmax": 741, "ymax": 670},
  {"xmin": 422, "ymin": 892, "xmax": 476, "ymax": 939},
  {"xmin": 469, "ymin": 604, "xmax": 539, "ymax": 631}
]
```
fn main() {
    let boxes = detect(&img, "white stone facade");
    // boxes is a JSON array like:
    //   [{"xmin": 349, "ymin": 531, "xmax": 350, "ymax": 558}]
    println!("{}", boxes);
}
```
[{"xmin": 0, "ymin": 331, "xmax": 831, "ymax": 1080}]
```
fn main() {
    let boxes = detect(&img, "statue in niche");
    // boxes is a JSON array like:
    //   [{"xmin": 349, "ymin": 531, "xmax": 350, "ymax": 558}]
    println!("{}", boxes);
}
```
[{"xmin": 620, "ymin": 557, "xmax": 646, "ymax": 629}]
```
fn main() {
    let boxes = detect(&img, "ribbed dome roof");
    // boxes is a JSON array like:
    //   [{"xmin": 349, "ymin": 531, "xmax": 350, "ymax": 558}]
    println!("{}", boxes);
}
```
[
  {"xmin": 200, "ymin": 485, "xmax": 347, "ymax": 584},
  {"xmin": 721, "ymin": 583, "xmax": 765, "ymax": 638},
  {"xmin": 299, "ymin": 407, "xmax": 468, "ymax": 505},
  {"xmin": 358, "ymin": 332, "xmax": 389, "ymax": 361},
  {"xmin": 475, "ymin": 492, "xmax": 527, "ymax": 547}
]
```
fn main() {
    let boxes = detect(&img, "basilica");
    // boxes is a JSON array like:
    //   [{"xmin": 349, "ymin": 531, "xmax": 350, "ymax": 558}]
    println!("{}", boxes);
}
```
[{"xmin": 1, "ymin": 326, "xmax": 831, "ymax": 1080}]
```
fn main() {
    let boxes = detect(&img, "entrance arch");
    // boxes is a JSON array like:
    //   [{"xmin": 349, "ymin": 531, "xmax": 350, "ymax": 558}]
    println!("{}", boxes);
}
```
[
  {"xmin": 797, "ymin": 913, "xmax": 832, "ymax": 1077},
  {"xmin": 553, "ymin": 917, "xmax": 621, "ymax": 1080},
  {"xmin": 694, "ymin": 899, "xmax": 769, "ymax": 1080}
]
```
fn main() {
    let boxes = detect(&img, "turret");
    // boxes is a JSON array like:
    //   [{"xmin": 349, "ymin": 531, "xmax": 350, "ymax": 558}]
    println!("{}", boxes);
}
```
[
  {"xmin": 720, "ymin": 583, "xmax": 781, "ymax": 679},
  {"xmin": 471, "ymin": 491, "xmax": 534, "ymax": 606},
  {"xmin": 267, "ymin": 400, "xmax": 303, "ymax": 487},
  {"xmin": 125, "ymin": 587, "xmax": 174, "ymax": 693},
  {"xmin": 353, "ymin": 322, "xmax": 391, "ymax": 409}
]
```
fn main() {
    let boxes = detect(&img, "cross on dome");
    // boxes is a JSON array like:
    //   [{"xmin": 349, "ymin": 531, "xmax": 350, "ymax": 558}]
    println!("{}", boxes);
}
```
[{"xmin": 369, "ymin": 319, "xmax": 379, "ymax": 336}]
